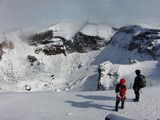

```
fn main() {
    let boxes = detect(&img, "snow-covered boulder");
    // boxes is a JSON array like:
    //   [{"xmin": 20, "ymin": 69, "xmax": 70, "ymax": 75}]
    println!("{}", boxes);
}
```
[{"xmin": 105, "ymin": 113, "xmax": 133, "ymax": 120}]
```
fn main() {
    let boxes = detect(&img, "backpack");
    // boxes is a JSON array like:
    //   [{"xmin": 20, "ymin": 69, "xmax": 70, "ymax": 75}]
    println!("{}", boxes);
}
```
[{"xmin": 139, "ymin": 75, "xmax": 146, "ymax": 88}]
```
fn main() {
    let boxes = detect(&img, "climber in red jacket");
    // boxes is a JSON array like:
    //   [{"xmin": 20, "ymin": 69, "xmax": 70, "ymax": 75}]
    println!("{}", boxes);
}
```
[{"xmin": 115, "ymin": 78, "xmax": 127, "ymax": 111}]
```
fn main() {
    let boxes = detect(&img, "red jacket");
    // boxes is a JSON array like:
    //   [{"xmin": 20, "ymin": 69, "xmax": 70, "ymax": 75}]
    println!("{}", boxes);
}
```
[{"xmin": 115, "ymin": 78, "xmax": 127, "ymax": 99}]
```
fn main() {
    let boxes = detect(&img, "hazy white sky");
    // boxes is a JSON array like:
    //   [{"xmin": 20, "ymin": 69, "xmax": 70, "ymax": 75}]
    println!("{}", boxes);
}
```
[{"xmin": 0, "ymin": 0, "xmax": 160, "ymax": 31}]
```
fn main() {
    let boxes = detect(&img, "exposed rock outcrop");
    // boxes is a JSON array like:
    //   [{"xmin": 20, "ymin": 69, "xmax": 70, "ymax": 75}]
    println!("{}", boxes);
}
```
[{"xmin": 0, "ymin": 40, "xmax": 14, "ymax": 60}]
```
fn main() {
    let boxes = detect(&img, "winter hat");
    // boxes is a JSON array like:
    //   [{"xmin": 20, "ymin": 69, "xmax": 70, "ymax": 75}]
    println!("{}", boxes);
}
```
[
  {"xmin": 135, "ymin": 69, "xmax": 141, "ymax": 75},
  {"xmin": 120, "ymin": 78, "xmax": 126, "ymax": 85}
]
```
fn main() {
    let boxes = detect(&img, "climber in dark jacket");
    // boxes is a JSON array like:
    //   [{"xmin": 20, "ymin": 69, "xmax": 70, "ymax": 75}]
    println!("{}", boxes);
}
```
[
  {"xmin": 133, "ymin": 69, "xmax": 142, "ymax": 102},
  {"xmin": 115, "ymin": 78, "xmax": 127, "ymax": 111}
]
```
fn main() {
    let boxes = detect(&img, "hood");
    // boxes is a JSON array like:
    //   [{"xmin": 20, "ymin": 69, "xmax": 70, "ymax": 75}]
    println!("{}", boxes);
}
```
[
  {"xmin": 135, "ymin": 69, "xmax": 141, "ymax": 76},
  {"xmin": 120, "ymin": 78, "xmax": 126, "ymax": 85}
]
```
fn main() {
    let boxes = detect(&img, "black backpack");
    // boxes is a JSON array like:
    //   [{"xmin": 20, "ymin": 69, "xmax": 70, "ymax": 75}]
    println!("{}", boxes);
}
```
[{"xmin": 139, "ymin": 75, "xmax": 146, "ymax": 88}]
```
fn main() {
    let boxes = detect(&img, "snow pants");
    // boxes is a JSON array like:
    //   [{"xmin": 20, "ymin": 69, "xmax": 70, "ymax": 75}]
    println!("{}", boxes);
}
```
[
  {"xmin": 115, "ymin": 97, "xmax": 125, "ymax": 111},
  {"xmin": 134, "ymin": 89, "xmax": 140, "ymax": 101}
]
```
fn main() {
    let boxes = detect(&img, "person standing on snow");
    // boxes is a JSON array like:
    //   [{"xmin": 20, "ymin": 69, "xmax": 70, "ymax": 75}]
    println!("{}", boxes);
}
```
[
  {"xmin": 133, "ymin": 69, "xmax": 146, "ymax": 102},
  {"xmin": 115, "ymin": 78, "xmax": 127, "ymax": 111}
]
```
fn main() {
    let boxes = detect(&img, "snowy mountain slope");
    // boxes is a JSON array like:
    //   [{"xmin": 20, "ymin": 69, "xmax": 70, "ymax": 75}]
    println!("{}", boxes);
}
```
[
  {"xmin": 0, "ymin": 22, "xmax": 160, "ymax": 92},
  {"xmin": 111, "ymin": 25, "xmax": 160, "ymax": 60},
  {"xmin": 94, "ymin": 25, "xmax": 160, "ymax": 64},
  {"xmin": 0, "ymin": 86, "xmax": 160, "ymax": 120},
  {"xmin": 93, "ymin": 25, "xmax": 160, "ymax": 90},
  {"xmin": 0, "ymin": 22, "xmax": 115, "ymax": 92}
]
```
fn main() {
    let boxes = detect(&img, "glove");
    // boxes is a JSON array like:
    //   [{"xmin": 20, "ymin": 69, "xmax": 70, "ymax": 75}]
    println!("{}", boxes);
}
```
[
  {"xmin": 122, "ymin": 94, "xmax": 126, "ymax": 100},
  {"xmin": 116, "ymin": 92, "xmax": 122, "ymax": 99}
]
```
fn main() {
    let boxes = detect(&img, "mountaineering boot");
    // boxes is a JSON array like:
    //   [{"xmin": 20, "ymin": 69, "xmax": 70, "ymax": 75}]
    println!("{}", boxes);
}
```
[{"xmin": 115, "ymin": 105, "xmax": 118, "ymax": 112}]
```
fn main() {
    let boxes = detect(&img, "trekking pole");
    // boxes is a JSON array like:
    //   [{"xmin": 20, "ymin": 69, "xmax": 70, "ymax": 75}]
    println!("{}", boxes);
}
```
[{"xmin": 140, "ymin": 89, "xmax": 143, "ymax": 94}]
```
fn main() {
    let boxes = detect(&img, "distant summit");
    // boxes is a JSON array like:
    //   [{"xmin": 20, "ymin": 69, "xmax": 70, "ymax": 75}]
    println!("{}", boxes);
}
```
[{"xmin": 26, "ymin": 22, "xmax": 115, "ymax": 56}]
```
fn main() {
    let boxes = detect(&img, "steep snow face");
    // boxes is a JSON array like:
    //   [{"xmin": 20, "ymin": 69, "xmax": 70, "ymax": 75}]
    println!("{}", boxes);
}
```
[
  {"xmin": 111, "ymin": 26, "xmax": 144, "ymax": 48},
  {"xmin": 111, "ymin": 25, "xmax": 160, "ymax": 60},
  {"xmin": 94, "ymin": 25, "xmax": 160, "ymax": 65}
]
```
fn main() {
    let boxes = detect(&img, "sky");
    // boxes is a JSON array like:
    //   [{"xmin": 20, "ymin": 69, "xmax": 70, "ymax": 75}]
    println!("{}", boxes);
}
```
[{"xmin": 0, "ymin": 0, "xmax": 160, "ymax": 32}]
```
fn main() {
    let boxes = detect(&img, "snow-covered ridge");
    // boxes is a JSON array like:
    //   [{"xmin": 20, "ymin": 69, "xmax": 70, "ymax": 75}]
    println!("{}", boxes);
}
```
[{"xmin": 25, "ymin": 22, "xmax": 115, "ymax": 55}]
